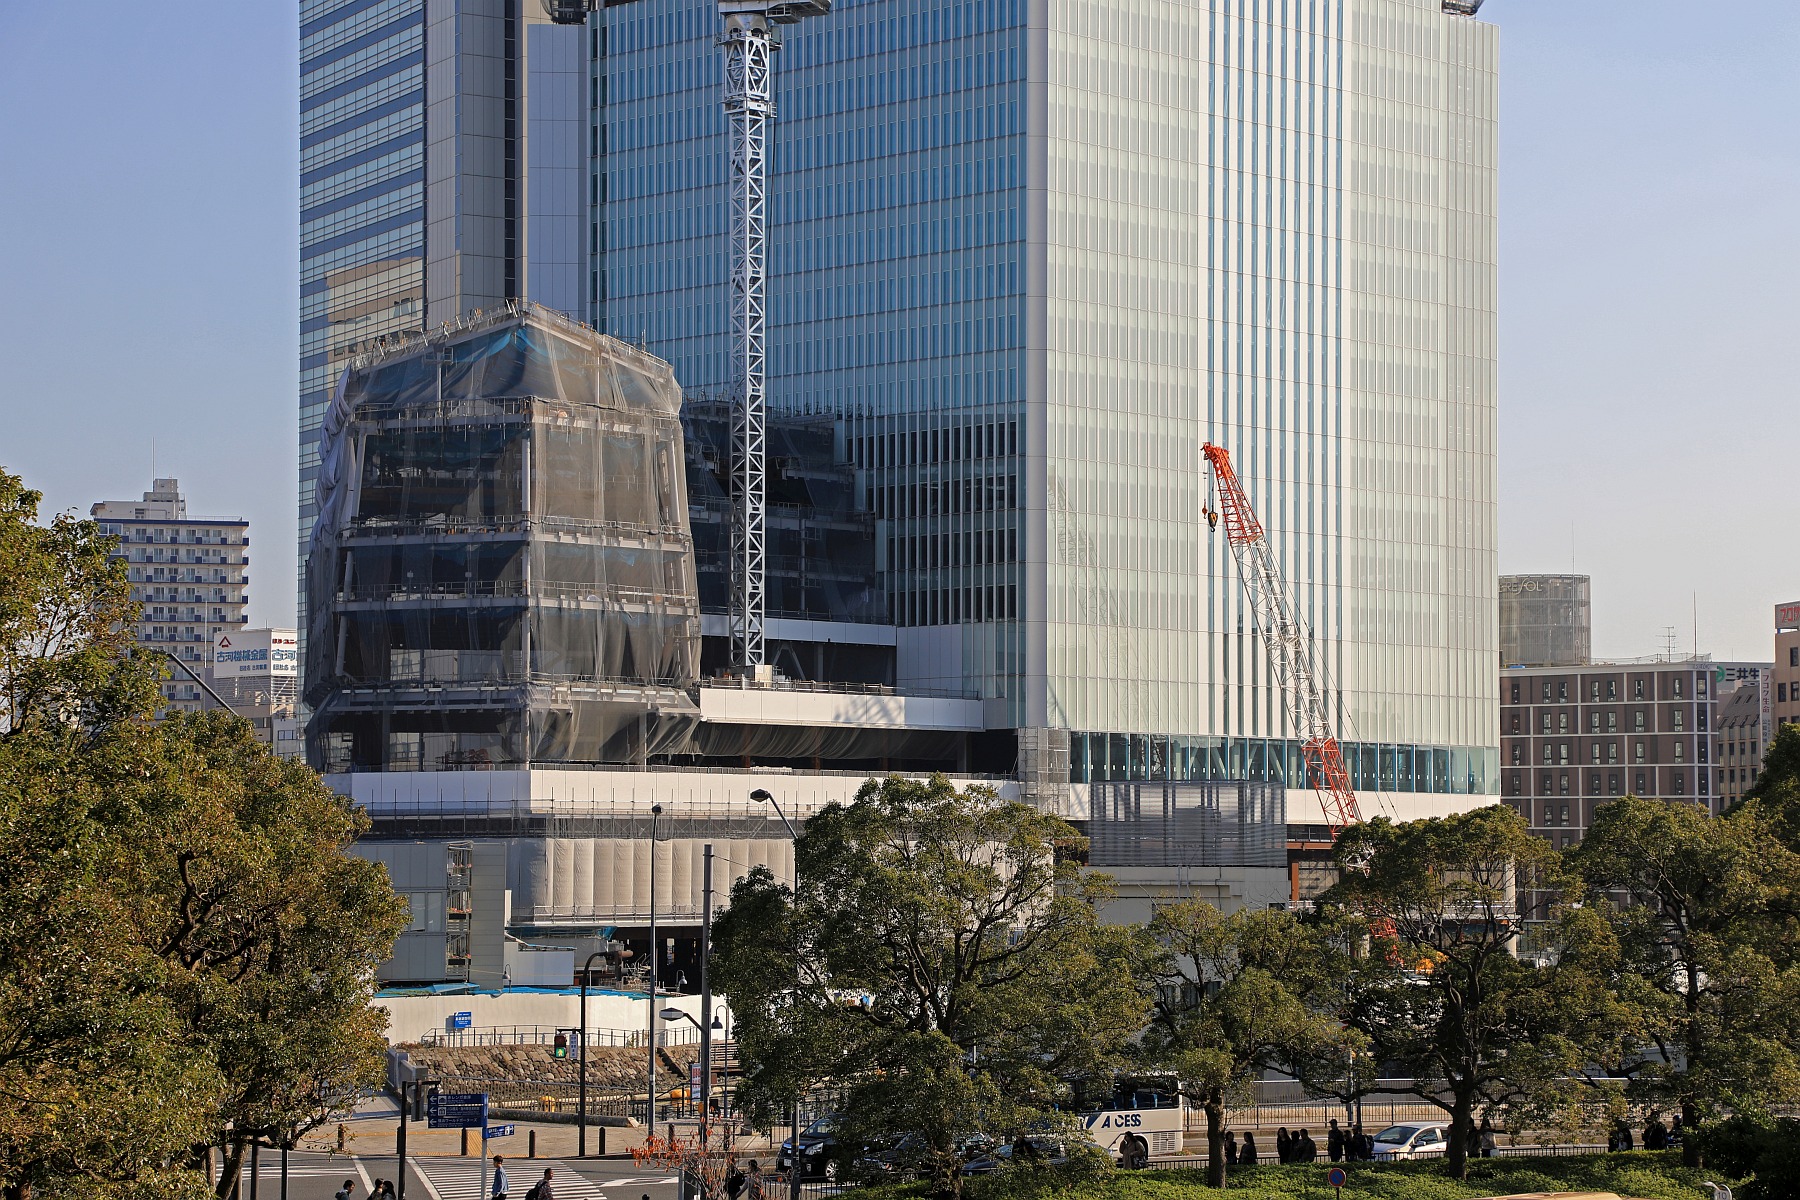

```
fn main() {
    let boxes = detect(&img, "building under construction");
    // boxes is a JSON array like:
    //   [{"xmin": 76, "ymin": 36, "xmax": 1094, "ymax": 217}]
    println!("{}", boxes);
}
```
[{"xmin": 305, "ymin": 304, "xmax": 702, "ymax": 773}]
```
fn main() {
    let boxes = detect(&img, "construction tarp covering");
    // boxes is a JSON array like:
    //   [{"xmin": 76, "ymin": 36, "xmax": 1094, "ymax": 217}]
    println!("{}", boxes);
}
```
[{"xmin": 305, "ymin": 302, "xmax": 700, "ymax": 772}]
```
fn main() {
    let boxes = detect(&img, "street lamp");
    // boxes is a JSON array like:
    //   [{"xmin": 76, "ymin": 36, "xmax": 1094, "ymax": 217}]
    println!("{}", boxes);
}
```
[
  {"xmin": 647, "ymin": 803, "xmax": 664, "ymax": 1129},
  {"xmin": 751, "ymin": 788, "xmax": 802, "ymax": 1200},
  {"xmin": 661, "ymin": 1008, "xmax": 704, "ymax": 1122},
  {"xmin": 577, "ymin": 950, "xmax": 608, "ymax": 1157}
]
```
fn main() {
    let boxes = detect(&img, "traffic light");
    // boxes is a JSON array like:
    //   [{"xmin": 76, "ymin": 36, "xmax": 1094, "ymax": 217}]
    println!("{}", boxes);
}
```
[{"xmin": 551, "ymin": 1033, "xmax": 568, "ymax": 1059}]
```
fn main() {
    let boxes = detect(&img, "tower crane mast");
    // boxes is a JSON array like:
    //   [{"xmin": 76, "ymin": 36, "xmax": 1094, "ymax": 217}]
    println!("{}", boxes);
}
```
[
  {"xmin": 1201, "ymin": 443, "xmax": 1362, "ymax": 838},
  {"xmin": 548, "ymin": 0, "xmax": 829, "ymax": 671}
]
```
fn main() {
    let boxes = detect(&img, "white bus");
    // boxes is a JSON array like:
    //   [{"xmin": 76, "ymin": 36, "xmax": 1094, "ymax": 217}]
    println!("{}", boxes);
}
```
[{"xmin": 1073, "ymin": 1075, "xmax": 1187, "ymax": 1166}]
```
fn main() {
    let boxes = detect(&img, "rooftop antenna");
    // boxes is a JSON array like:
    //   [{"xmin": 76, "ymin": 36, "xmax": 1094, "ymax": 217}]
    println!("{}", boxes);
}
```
[{"xmin": 1659, "ymin": 626, "xmax": 1679, "ymax": 661}]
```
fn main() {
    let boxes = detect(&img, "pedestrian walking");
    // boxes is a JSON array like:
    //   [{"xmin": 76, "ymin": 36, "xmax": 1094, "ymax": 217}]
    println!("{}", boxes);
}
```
[
  {"xmin": 1350, "ymin": 1124, "xmax": 1370, "ymax": 1161},
  {"xmin": 724, "ymin": 1160, "xmax": 746, "ymax": 1200},
  {"xmin": 1327, "ymin": 1118, "xmax": 1345, "ymax": 1162},
  {"xmin": 1466, "ymin": 1122, "xmax": 1481, "ymax": 1160},
  {"xmin": 1225, "ymin": 1131, "xmax": 1239, "ymax": 1166},
  {"xmin": 743, "ymin": 1160, "xmax": 766, "ymax": 1200},
  {"xmin": 335, "ymin": 1180, "xmax": 356, "ymax": 1200},
  {"xmin": 1275, "ymin": 1127, "xmax": 1291, "ymax": 1163},
  {"xmin": 525, "ymin": 1168, "xmax": 554, "ymax": 1200},
  {"xmin": 492, "ymin": 1156, "xmax": 509, "ymax": 1200},
  {"xmin": 1479, "ymin": 1117, "xmax": 1497, "ymax": 1158},
  {"xmin": 1298, "ymin": 1130, "xmax": 1318, "ymax": 1162},
  {"xmin": 1240, "ymin": 1133, "xmax": 1259, "ymax": 1167},
  {"xmin": 1644, "ymin": 1116, "xmax": 1669, "ymax": 1150}
]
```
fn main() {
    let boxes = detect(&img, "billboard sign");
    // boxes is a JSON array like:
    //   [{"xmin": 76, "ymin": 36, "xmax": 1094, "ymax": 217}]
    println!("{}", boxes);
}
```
[
  {"xmin": 213, "ymin": 628, "xmax": 298, "ymax": 678},
  {"xmin": 1777, "ymin": 601, "xmax": 1800, "ymax": 631}
]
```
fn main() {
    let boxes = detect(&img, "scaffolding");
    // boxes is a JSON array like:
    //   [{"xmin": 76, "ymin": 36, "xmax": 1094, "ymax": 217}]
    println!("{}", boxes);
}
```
[{"xmin": 305, "ymin": 302, "xmax": 702, "ymax": 772}]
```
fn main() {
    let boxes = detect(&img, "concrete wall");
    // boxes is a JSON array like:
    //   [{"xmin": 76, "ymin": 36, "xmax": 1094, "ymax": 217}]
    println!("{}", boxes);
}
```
[{"xmin": 377, "ymin": 990, "xmax": 717, "ymax": 1046}]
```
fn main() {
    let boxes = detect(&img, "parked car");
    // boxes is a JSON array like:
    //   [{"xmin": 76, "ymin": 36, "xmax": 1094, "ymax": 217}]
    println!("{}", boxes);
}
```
[
  {"xmin": 777, "ymin": 1114, "xmax": 844, "ymax": 1180},
  {"xmin": 854, "ymin": 1133, "xmax": 996, "ymax": 1182},
  {"xmin": 1370, "ymin": 1123, "xmax": 1451, "ymax": 1159},
  {"xmin": 962, "ymin": 1137, "xmax": 1072, "ymax": 1175}
]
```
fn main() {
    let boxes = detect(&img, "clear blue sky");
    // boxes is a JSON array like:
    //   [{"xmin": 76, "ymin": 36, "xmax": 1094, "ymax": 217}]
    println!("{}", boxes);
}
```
[{"xmin": 1, "ymin": 2, "xmax": 1795, "ymax": 660}]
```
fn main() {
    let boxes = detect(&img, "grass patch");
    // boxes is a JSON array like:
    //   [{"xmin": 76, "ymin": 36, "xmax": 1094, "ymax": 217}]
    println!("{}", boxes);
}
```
[{"xmin": 924, "ymin": 1150, "xmax": 1737, "ymax": 1200}]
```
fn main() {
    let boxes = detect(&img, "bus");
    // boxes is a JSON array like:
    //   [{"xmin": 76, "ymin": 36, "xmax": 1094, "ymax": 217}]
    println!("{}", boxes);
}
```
[{"xmin": 1071, "ymin": 1075, "xmax": 1187, "ymax": 1166}]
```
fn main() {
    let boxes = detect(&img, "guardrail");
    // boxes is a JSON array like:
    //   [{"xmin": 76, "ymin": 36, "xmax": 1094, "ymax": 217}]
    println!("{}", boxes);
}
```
[{"xmin": 416, "ymin": 1023, "xmax": 704, "ymax": 1049}]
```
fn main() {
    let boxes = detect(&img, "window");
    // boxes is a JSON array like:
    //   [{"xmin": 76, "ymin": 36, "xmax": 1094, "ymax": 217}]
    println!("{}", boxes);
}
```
[
  {"xmin": 1790, "ymin": 647, "xmax": 1798, "ymax": 668},
  {"xmin": 1782, "ymin": 683, "xmax": 1791, "ymax": 703},
  {"xmin": 1673, "ymin": 710, "xmax": 1684, "ymax": 731},
  {"xmin": 1510, "ymin": 773, "xmax": 1522, "ymax": 796},
  {"xmin": 1635, "ymin": 772, "xmax": 1647, "ymax": 793},
  {"xmin": 1510, "ymin": 714, "xmax": 1521, "ymax": 734},
  {"xmin": 1559, "ymin": 712, "xmax": 1569, "ymax": 732},
  {"xmin": 1635, "ymin": 742, "xmax": 1646, "ymax": 763},
  {"xmin": 1510, "ymin": 680, "xmax": 1520, "ymax": 703},
  {"xmin": 1561, "ymin": 834, "xmax": 1575, "ymax": 849},
  {"xmin": 1635, "ymin": 710, "xmax": 1646, "ymax": 731},
  {"xmin": 1635, "ymin": 679, "xmax": 1645, "ymax": 699},
  {"xmin": 1559, "ymin": 681, "xmax": 1568, "ymax": 701},
  {"xmin": 1511, "ymin": 744, "xmax": 1522, "ymax": 765},
  {"xmin": 1559, "ymin": 775, "xmax": 1570, "ymax": 796},
  {"xmin": 1608, "ymin": 772, "xmax": 1619, "ymax": 793},
  {"xmin": 1674, "ymin": 678, "xmax": 1684, "ymax": 698},
  {"xmin": 1673, "ymin": 773, "xmax": 1685, "ymax": 793},
  {"xmin": 1590, "ymin": 743, "xmax": 1600, "ymax": 764},
  {"xmin": 1675, "ymin": 741, "xmax": 1685, "ymax": 761},
  {"xmin": 1591, "ymin": 680, "xmax": 1600, "ymax": 700},
  {"xmin": 1608, "ymin": 742, "xmax": 1618, "ymax": 763},
  {"xmin": 1608, "ymin": 712, "xmax": 1618, "ymax": 732},
  {"xmin": 1559, "ymin": 743, "xmax": 1570, "ymax": 764},
  {"xmin": 1608, "ymin": 680, "xmax": 1618, "ymax": 700},
  {"xmin": 1589, "ymin": 711, "xmax": 1599, "ymax": 731},
  {"xmin": 1543, "ymin": 682, "xmax": 1553, "ymax": 701},
  {"xmin": 1542, "ymin": 774, "xmax": 1553, "ymax": 796},
  {"xmin": 1542, "ymin": 744, "xmax": 1552, "ymax": 764},
  {"xmin": 1589, "ymin": 773, "xmax": 1601, "ymax": 795},
  {"xmin": 1542, "ymin": 713, "xmax": 1552, "ymax": 732}
]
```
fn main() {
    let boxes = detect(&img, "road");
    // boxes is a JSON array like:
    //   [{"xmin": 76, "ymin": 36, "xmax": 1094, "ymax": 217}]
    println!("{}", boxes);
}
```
[{"xmin": 230, "ymin": 1150, "xmax": 680, "ymax": 1200}]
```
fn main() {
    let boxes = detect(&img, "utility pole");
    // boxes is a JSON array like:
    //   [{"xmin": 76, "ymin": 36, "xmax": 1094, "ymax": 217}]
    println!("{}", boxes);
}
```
[{"xmin": 699, "ymin": 844, "xmax": 715, "ymax": 1142}]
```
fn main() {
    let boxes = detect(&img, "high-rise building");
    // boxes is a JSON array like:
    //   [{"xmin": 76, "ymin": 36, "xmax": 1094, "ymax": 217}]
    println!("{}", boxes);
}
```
[
  {"xmin": 592, "ymin": 0, "xmax": 1500, "ymax": 820},
  {"xmin": 91, "ymin": 480, "xmax": 250, "ymax": 712},
  {"xmin": 301, "ymin": 0, "xmax": 1503, "ymax": 980},
  {"xmin": 1499, "ymin": 574, "xmax": 1591, "ymax": 668}
]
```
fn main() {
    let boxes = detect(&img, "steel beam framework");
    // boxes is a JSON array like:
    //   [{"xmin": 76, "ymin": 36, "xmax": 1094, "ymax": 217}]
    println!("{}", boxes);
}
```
[{"xmin": 722, "ymin": 13, "xmax": 774, "ymax": 669}]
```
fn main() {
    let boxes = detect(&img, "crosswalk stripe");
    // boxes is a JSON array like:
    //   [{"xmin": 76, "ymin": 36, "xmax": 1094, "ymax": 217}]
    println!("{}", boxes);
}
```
[{"xmin": 411, "ymin": 1160, "xmax": 668, "ymax": 1200}]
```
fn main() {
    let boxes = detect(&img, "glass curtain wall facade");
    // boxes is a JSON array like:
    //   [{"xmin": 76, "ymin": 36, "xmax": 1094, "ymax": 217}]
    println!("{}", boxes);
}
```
[
  {"xmin": 1039, "ymin": 0, "xmax": 1497, "ymax": 794},
  {"xmin": 588, "ymin": 0, "xmax": 1500, "ymax": 800},
  {"xmin": 299, "ymin": 0, "xmax": 429, "ymax": 626}
]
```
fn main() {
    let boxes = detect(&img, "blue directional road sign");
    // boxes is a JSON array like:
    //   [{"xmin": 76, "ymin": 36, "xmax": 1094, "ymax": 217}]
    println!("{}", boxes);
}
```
[
  {"xmin": 426, "ymin": 1092, "xmax": 488, "ymax": 1129},
  {"xmin": 484, "ymin": 1124, "xmax": 515, "ymax": 1139},
  {"xmin": 450, "ymin": 1011, "xmax": 473, "ymax": 1030}
]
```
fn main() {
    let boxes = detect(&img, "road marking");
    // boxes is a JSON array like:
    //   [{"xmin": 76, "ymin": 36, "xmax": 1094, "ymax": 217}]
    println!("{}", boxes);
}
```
[
  {"xmin": 410, "ymin": 1159, "xmax": 444, "ymax": 1200},
  {"xmin": 353, "ymin": 1157, "xmax": 375, "ymax": 1194}
]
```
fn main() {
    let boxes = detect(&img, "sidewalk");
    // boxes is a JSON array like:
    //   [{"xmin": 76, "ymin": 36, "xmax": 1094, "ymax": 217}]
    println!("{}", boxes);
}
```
[{"xmin": 296, "ymin": 1096, "xmax": 774, "ymax": 1161}]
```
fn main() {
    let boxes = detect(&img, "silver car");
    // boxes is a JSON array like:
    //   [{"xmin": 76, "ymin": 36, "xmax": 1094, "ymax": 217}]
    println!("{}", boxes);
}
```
[{"xmin": 1370, "ymin": 1123, "xmax": 1450, "ymax": 1160}]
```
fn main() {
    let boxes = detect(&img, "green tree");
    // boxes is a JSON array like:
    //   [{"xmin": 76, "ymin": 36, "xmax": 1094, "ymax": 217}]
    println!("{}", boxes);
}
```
[
  {"xmin": 1141, "ymin": 901, "xmax": 1360, "ymax": 1187},
  {"xmin": 1569, "ymin": 793, "xmax": 1800, "ymax": 1164},
  {"xmin": 711, "ymin": 775, "xmax": 1147, "ymax": 1198},
  {"xmin": 1323, "ymin": 806, "xmax": 1602, "ymax": 1180},
  {"xmin": 0, "ymin": 468, "xmax": 407, "ymax": 1200},
  {"xmin": 115, "ymin": 713, "xmax": 410, "ymax": 1192}
]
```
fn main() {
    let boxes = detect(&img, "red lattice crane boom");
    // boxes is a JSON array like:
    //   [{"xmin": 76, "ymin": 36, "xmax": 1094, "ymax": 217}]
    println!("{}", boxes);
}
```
[{"xmin": 1202, "ymin": 443, "xmax": 1362, "ymax": 838}]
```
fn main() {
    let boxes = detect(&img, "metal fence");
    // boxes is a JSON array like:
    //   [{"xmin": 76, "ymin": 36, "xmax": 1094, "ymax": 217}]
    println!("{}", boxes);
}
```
[{"xmin": 417, "ymin": 1024, "xmax": 703, "ymax": 1049}]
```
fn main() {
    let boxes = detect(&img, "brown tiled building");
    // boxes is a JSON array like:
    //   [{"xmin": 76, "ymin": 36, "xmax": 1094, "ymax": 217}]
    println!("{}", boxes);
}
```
[
  {"xmin": 1776, "ymin": 601, "xmax": 1800, "ymax": 731},
  {"xmin": 1498, "ymin": 659, "xmax": 1769, "ymax": 863},
  {"xmin": 1714, "ymin": 681, "xmax": 1769, "ymax": 811}
]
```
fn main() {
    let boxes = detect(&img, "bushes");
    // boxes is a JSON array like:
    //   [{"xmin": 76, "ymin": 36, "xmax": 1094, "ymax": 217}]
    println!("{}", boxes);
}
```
[{"xmin": 932, "ymin": 1151, "xmax": 1734, "ymax": 1200}]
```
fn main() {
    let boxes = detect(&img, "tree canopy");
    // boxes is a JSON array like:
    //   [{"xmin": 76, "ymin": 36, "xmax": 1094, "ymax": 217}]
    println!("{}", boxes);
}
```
[
  {"xmin": 0, "ymin": 469, "xmax": 406, "ymax": 1200},
  {"xmin": 711, "ymin": 775, "xmax": 1145, "ymax": 1197},
  {"xmin": 1322, "ymin": 805, "xmax": 1606, "ymax": 1180}
]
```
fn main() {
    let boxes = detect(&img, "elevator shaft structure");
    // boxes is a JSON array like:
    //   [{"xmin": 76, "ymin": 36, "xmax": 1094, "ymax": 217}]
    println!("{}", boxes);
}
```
[{"xmin": 1202, "ymin": 443, "xmax": 1362, "ymax": 837}]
